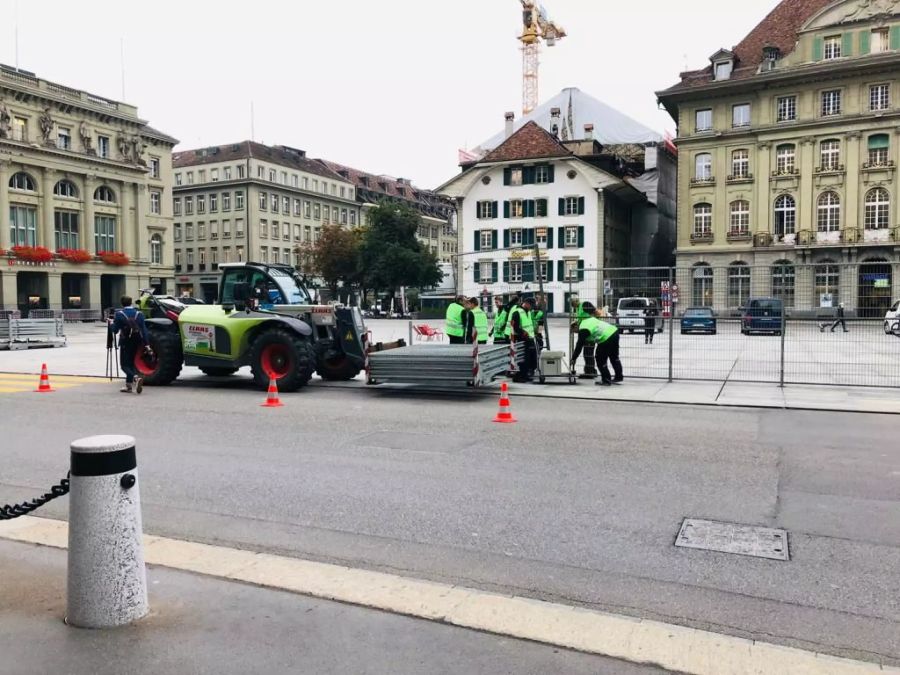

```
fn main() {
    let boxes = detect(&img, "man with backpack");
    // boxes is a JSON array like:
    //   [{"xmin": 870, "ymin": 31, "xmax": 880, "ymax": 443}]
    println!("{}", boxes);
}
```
[{"xmin": 109, "ymin": 295, "xmax": 150, "ymax": 394}]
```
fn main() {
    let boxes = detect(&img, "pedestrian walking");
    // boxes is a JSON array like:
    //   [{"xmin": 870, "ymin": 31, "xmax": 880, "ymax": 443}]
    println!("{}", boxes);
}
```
[
  {"xmin": 469, "ymin": 297, "xmax": 489, "ymax": 344},
  {"xmin": 570, "ymin": 303, "xmax": 623, "ymax": 386},
  {"xmin": 644, "ymin": 304, "xmax": 657, "ymax": 344},
  {"xmin": 491, "ymin": 296, "xmax": 510, "ymax": 344},
  {"xmin": 445, "ymin": 295, "xmax": 466, "ymax": 344},
  {"xmin": 829, "ymin": 303, "xmax": 849, "ymax": 333},
  {"xmin": 108, "ymin": 295, "xmax": 150, "ymax": 394}
]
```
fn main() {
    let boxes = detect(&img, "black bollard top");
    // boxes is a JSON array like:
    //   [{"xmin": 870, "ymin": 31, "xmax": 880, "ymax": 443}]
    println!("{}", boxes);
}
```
[{"xmin": 70, "ymin": 435, "xmax": 137, "ymax": 477}]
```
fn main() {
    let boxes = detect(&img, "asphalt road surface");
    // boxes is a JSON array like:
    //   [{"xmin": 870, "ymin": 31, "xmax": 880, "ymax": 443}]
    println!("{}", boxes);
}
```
[{"xmin": 1, "ymin": 379, "xmax": 898, "ymax": 667}]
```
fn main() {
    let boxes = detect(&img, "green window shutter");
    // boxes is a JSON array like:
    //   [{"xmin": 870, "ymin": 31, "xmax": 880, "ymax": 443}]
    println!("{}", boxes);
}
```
[
  {"xmin": 557, "ymin": 261, "xmax": 565, "ymax": 281},
  {"xmin": 577, "ymin": 226, "xmax": 585, "ymax": 248},
  {"xmin": 558, "ymin": 198, "xmax": 565, "ymax": 216},
  {"xmin": 523, "ymin": 167, "xmax": 536, "ymax": 184},
  {"xmin": 503, "ymin": 261, "xmax": 510, "ymax": 282},
  {"xmin": 578, "ymin": 197, "xmax": 585, "ymax": 215},
  {"xmin": 860, "ymin": 30, "xmax": 870, "ymax": 55},
  {"xmin": 813, "ymin": 35, "xmax": 823, "ymax": 61},
  {"xmin": 491, "ymin": 230, "xmax": 498, "ymax": 250},
  {"xmin": 842, "ymin": 32, "xmax": 853, "ymax": 57},
  {"xmin": 525, "ymin": 200, "xmax": 535, "ymax": 218},
  {"xmin": 557, "ymin": 226, "xmax": 565, "ymax": 246},
  {"xmin": 503, "ymin": 168, "xmax": 511, "ymax": 186},
  {"xmin": 891, "ymin": 26, "xmax": 900, "ymax": 50},
  {"xmin": 547, "ymin": 165, "xmax": 555, "ymax": 183},
  {"xmin": 474, "ymin": 231, "xmax": 480, "ymax": 251},
  {"xmin": 577, "ymin": 260, "xmax": 585, "ymax": 282},
  {"xmin": 503, "ymin": 201, "xmax": 510, "ymax": 219},
  {"xmin": 524, "ymin": 228, "xmax": 535, "ymax": 246},
  {"xmin": 474, "ymin": 264, "xmax": 481, "ymax": 284},
  {"xmin": 536, "ymin": 198, "xmax": 547, "ymax": 217},
  {"xmin": 492, "ymin": 262, "xmax": 498, "ymax": 283},
  {"xmin": 868, "ymin": 134, "xmax": 889, "ymax": 149},
  {"xmin": 491, "ymin": 201, "xmax": 499, "ymax": 219},
  {"xmin": 547, "ymin": 227, "xmax": 554, "ymax": 249},
  {"xmin": 545, "ymin": 261, "xmax": 554, "ymax": 282},
  {"xmin": 503, "ymin": 229, "xmax": 510, "ymax": 248},
  {"xmin": 523, "ymin": 261, "xmax": 534, "ymax": 282}
]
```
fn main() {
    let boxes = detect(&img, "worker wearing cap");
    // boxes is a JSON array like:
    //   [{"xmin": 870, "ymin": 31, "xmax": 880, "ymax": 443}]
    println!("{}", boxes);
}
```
[
  {"xmin": 445, "ymin": 295, "xmax": 466, "ymax": 344},
  {"xmin": 491, "ymin": 297, "xmax": 510, "ymax": 344},
  {"xmin": 571, "ymin": 298, "xmax": 598, "ymax": 379},
  {"xmin": 506, "ymin": 296, "xmax": 537, "ymax": 382},
  {"xmin": 467, "ymin": 297, "xmax": 489, "ymax": 344},
  {"xmin": 570, "ymin": 302, "xmax": 623, "ymax": 386}
]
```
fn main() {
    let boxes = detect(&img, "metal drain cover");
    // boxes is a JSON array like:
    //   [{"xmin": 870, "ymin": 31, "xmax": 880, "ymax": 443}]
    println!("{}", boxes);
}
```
[{"xmin": 675, "ymin": 518, "xmax": 789, "ymax": 561}]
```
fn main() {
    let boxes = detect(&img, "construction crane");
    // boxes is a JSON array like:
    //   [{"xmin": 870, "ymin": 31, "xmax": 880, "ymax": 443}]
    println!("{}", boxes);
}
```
[{"xmin": 518, "ymin": 0, "xmax": 566, "ymax": 115}]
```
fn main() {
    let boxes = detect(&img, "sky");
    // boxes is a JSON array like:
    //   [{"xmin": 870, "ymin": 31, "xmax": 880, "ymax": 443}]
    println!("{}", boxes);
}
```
[{"xmin": 3, "ymin": 0, "xmax": 782, "ymax": 189}]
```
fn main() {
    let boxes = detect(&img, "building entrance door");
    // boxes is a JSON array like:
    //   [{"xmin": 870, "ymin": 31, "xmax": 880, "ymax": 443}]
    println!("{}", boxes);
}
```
[{"xmin": 858, "ymin": 261, "xmax": 892, "ymax": 318}]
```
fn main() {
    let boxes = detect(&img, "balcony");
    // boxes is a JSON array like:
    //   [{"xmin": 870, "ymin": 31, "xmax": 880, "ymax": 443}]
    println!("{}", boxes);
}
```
[
  {"xmin": 841, "ymin": 227, "xmax": 862, "ymax": 244},
  {"xmin": 863, "ymin": 227, "xmax": 891, "ymax": 243},
  {"xmin": 726, "ymin": 173, "xmax": 754, "ymax": 184},
  {"xmin": 753, "ymin": 232, "xmax": 773, "ymax": 248},
  {"xmin": 892, "ymin": 226, "xmax": 900, "ymax": 242},
  {"xmin": 796, "ymin": 229, "xmax": 816, "ymax": 246},
  {"xmin": 689, "ymin": 176, "xmax": 715, "ymax": 187},
  {"xmin": 815, "ymin": 164, "xmax": 845, "ymax": 175},
  {"xmin": 690, "ymin": 231, "xmax": 714, "ymax": 244},
  {"xmin": 726, "ymin": 229, "xmax": 752, "ymax": 242},
  {"xmin": 862, "ymin": 160, "xmax": 895, "ymax": 170}
]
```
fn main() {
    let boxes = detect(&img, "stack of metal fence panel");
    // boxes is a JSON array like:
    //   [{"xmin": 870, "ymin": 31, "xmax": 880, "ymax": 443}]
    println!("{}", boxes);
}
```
[
  {"xmin": 0, "ymin": 318, "xmax": 67, "ymax": 350},
  {"xmin": 367, "ymin": 342, "xmax": 524, "ymax": 388}
]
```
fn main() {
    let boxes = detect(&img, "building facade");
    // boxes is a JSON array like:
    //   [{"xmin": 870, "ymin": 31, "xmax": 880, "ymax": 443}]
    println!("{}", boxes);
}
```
[
  {"xmin": 320, "ymin": 161, "xmax": 456, "ymax": 264},
  {"xmin": 0, "ymin": 64, "xmax": 177, "ymax": 314},
  {"xmin": 438, "ymin": 121, "xmax": 647, "ymax": 314},
  {"xmin": 171, "ymin": 142, "xmax": 359, "ymax": 301},
  {"xmin": 659, "ymin": 0, "xmax": 900, "ymax": 316}
]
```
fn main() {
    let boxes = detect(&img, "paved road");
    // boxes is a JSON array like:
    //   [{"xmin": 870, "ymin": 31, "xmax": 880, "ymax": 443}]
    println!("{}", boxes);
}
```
[{"xmin": 1, "ymin": 379, "xmax": 898, "ymax": 667}]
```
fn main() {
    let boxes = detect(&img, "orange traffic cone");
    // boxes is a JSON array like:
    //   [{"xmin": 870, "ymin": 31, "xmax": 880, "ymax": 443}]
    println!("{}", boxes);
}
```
[
  {"xmin": 260, "ymin": 377, "xmax": 283, "ymax": 407},
  {"xmin": 34, "ymin": 363, "xmax": 54, "ymax": 393},
  {"xmin": 493, "ymin": 382, "xmax": 516, "ymax": 424}
]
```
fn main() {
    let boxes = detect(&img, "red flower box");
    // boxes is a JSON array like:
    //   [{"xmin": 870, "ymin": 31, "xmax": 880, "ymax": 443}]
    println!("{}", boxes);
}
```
[
  {"xmin": 98, "ymin": 251, "xmax": 130, "ymax": 266},
  {"xmin": 12, "ymin": 245, "xmax": 53, "ymax": 263},
  {"xmin": 57, "ymin": 248, "xmax": 92, "ymax": 264}
]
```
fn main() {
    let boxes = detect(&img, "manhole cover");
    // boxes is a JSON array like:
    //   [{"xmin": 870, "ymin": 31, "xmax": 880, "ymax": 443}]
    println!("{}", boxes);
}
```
[{"xmin": 675, "ymin": 518, "xmax": 789, "ymax": 561}]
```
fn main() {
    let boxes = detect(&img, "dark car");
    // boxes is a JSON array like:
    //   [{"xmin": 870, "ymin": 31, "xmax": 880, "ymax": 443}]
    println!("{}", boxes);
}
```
[
  {"xmin": 680, "ymin": 307, "xmax": 716, "ymax": 334},
  {"xmin": 741, "ymin": 297, "xmax": 784, "ymax": 335}
]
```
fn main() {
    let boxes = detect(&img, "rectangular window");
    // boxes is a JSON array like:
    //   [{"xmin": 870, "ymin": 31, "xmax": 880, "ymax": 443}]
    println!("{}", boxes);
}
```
[
  {"xmin": 237, "ymin": 165, "xmax": 246, "ymax": 179},
  {"xmin": 868, "ymin": 135, "xmax": 890, "ymax": 166},
  {"xmin": 94, "ymin": 215, "xmax": 116, "ymax": 252},
  {"xmin": 510, "ymin": 200, "xmax": 524, "ymax": 218},
  {"xmin": 341, "ymin": 208, "xmax": 348, "ymax": 225},
  {"xmin": 272, "ymin": 222, "xmax": 280, "ymax": 239},
  {"xmin": 823, "ymin": 35, "xmax": 842, "ymax": 60},
  {"xmin": 480, "ymin": 230, "xmax": 493, "ymax": 250},
  {"xmin": 209, "ymin": 193, "xmax": 218, "ymax": 212},
  {"xmin": 870, "ymin": 83, "xmax": 890, "ymax": 111},
  {"xmin": 236, "ymin": 246, "xmax": 244, "ymax": 262},
  {"xmin": 732, "ymin": 103, "xmax": 750, "ymax": 128},
  {"xmin": 198, "ymin": 222, "xmax": 206, "ymax": 239},
  {"xmin": 281, "ymin": 171, "xmax": 288, "ymax": 185},
  {"xmin": 197, "ymin": 195, "xmax": 206, "ymax": 214},
  {"xmin": 294, "ymin": 225, "xmax": 301, "ymax": 240},
  {"xmin": 732, "ymin": 150, "xmax": 749, "ymax": 178},
  {"xmin": 174, "ymin": 198, "xmax": 182, "ymax": 216},
  {"xmin": 186, "ymin": 250, "xmax": 194, "ymax": 268},
  {"xmin": 303, "ymin": 177, "xmax": 309, "ymax": 189},
  {"xmin": 175, "ymin": 173, "xmax": 183, "ymax": 186},
  {"xmin": 776, "ymin": 146, "xmax": 796, "ymax": 174},
  {"xmin": 210, "ymin": 220, "xmax": 218, "ymax": 239},
  {"xmin": 150, "ymin": 157, "xmax": 160, "ymax": 179},
  {"xmin": 222, "ymin": 193, "xmax": 231, "ymax": 211},
  {"xmin": 223, "ymin": 219, "xmax": 232, "ymax": 237},
  {"xmin": 564, "ymin": 197, "xmax": 580, "ymax": 216},
  {"xmin": 821, "ymin": 89, "xmax": 842, "ymax": 116},
  {"xmin": 510, "ymin": 228, "xmax": 523, "ymax": 246},
  {"xmin": 536, "ymin": 227, "xmax": 548, "ymax": 247},
  {"xmin": 185, "ymin": 223, "xmax": 194, "ymax": 241},
  {"xmin": 271, "ymin": 194, "xmax": 279, "ymax": 212},
  {"xmin": 535, "ymin": 165, "xmax": 551, "ymax": 184},
  {"xmin": 184, "ymin": 196, "xmax": 194, "ymax": 215},
  {"xmin": 294, "ymin": 199, "xmax": 302, "ymax": 216},
  {"xmin": 349, "ymin": 211, "xmax": 357, "ymax": 226},
  {"xmin": 478, "ymin": 201, "xmax": 494, "ymax": 219},
  {"xmin": 174, "ymin": 223, "xmax": 182, "ymax": 242},
  {"xmin": 479, "ymin": 261, "xmax": 492, "ymax": 283},
  {"xmin": 12, "ymin": 116, "xmax": 27, "ymax": 142},
  {"xmin": 283, "ymin": 196, "xmax": 290, "ymax": 214},
  {"xmin": 304, "ymin": 201, "xmax": 311, "ymax": 218},
  {"xmin": 186, "ymin": 171, "xmax": 194, "ymax": 185},
  {"xmin": 305, "ymin": 225, "xmax": 312, "ymax": 242},
  {"xmin": 175, "ymin": 250, "xmax": 182, "ymax": 269},
  {"xmin": 820, "ymin": 140, "xmax": 841, "ymax": 171},
  {"xmin": 693, "ymin": 204, "xmax": 712, "ymax": 236},
  {"xmin": 715, "ymin": 61, "xmax": 732, "ymax": 80},
  {"xmin": 150, "ymin": 191, "xmax": 161, "ymax": 215},
  {"xmin": 260, "ymin": 219, "xmax": 268, "ymax": 238},
  {"xmin": 509, "ymin": 261, "xmax": 523, "ymax": 283},
  {"xmin": 198, "ymin": 170, "xmax": 206, "ymax": 183},
  {"xmin": 872, "ymin": 27, "xmax": 890, "ymax": 53},
  {"xmin": 211, "ymin": 248, "xmax": 218, "ymax": 266},
  {"xmin": 565, "ymin": 226, "xmax": 579, "ymax": 247},
  {"xmin": 97, "ymin": 135, "xmax": 110, "ymax": 159},
  {"xmin": 268, "ymin": 169, "xmax": 276, "ymax": 182},
  {"xmin": 695, "ymin": 108, "xmax": 712, "ymax": 132},
  {"xmin": 564, "ymin": 259, "xmax": 579, "ymax": 281},
  {"xmin": 292, "ymin": 175, "xmax": 299, "ymax": 188},
  {"xmin": 57, "ymin": 127, "xmax": 71, "ymax": 150},
  {"xmin": 776, "ymin": 95, "xmax": 797, "ymax": 122},
  {"xmin": 509, "ymin": 168, "xmax": 523, "ymax": 186},
  {"xmin": 314, "ymin": 203, "xmax": 321, "ymax": 220},
  {"xmin": 536, "ymin": 199, "xmax": 548, "ymax": 217},
  {"xmin": 235, "ymin": 191, "xmax": 244, "ymax": 210},
  {"xmin": 210, "ymin": 168, "xmax": 219, "ymax": 182},
  {"xmin": 259, "ymin": 192, "xmax": 267, "ymax": 210},
  {"xmin": 695, "ymin": 153, "xmax": 713, "ymax": 180},
  {"xmin": 223, "ymin": 167, "xmax": 232, "ymax": 180},
  {"xmin": 313, "ymin": 179, "xmax": 319, "ymax": 192},
  {"xmin": 54, "ymin": 211, "xmax": 79, "ymax": 249},
  {"xmin": 323, "ymin": 206, "xmax": 331, "ymax": 224}
]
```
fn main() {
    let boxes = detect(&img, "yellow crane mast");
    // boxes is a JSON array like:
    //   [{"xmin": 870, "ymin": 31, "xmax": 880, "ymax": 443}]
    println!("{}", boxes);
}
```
[{"xmin": 518, "ymin": 0, "xmax": 566, "ymax": 115}]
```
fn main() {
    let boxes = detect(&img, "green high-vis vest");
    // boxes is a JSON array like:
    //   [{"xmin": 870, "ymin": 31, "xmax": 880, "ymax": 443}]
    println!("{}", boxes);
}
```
[
  {"xmin": 579, "ymin": 317, "xmax": 617, "ymax": 343},
  {"xmin": 472, "ymin": 307, "xmax": 489, "ymax": 343},
  {"xmin": 505, "ymin": 306, "xmax": 535, "ymax": 338},
  {"xmin": 494, "ymin": 307, "xmax": 509, "ymax": 334},
  {"xmin": 445, "ymin": 302, "xmax": 465, "ymax": 338}
]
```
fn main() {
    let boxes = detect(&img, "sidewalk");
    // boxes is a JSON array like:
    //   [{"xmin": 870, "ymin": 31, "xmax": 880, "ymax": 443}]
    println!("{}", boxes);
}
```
[{"xmin": 0, "ymin": 538, "xmax": 664, "ymax": 675}]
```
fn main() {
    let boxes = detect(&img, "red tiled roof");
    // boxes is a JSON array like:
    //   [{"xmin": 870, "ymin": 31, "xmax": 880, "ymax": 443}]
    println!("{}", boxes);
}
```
[
  {"xmin": 172, "ymin": 141, "xmax": 345, "ymax": 181},
  {"xmin": 319, "ymin": 160, "xmax": 452, "ymax": 216},
  {"xmin": 481, "ymin": 121, "xmax": 573, "ymax": 163},
  {"xmin": 661, "ymin": 0, "xmax": 835, "ymax": 92}
]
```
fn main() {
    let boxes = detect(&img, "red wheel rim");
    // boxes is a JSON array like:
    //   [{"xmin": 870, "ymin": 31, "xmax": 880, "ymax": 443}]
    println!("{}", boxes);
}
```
[
  {"xmin": 134, "ymin": 349, "xmax": 157, "ymax": 376},
  {"xmin": 261, "ymin": 343, "xmax": 292, "ymax": 379}
]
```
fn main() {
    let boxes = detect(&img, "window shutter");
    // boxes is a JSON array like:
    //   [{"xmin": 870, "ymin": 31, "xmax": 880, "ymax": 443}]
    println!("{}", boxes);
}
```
[
  {"xmin": 503, "ymin": 261, "xmax": 510, "ymax": 282},
  {"xmin": 842, "ymin": 32, "xmax": 853, "ymax": 57},
  {"xmin": 547, "ymin": 165, "xmax": 555, "ymax": 183},
  {"xmin": 474, "ymin": 231, "xmax": 481, "ymax": 251},
  {"xmin": 578, "ymin": 197, "xmax": 585, "ymax": 215},
  {"xmin": 525, "ymin": 200, "xmax": 535, "ymax": 218},
  {"xmin": 523, "ymin": 167, "xmax": 536, "ymax": 184},
  {"xmin": 547, "ymin": 228, "xmax": 554, "ymax": 249},
  {"xmin": 503, "ymin": 168, "xmax": 511, "ymax": 186},
  {"xmin": 557, "ymin": 261, "xmax": 565, "ymax": 281},
  {"xmin": 545, "ymin": 261, "xmax": 554, "ymax": 282},
  {"xmin": 474, "ymin": 264, "xmax": 481, "ymax": 284},
  {"xmin": 577, "ymin": 260, "xmax": 585, "ymax": 282},
  {"xmin": 558, "ymin": 198, "xmax": 565, "ymax": 216},
  {"xmin": 491, "ymin": 201, "xmax": 499, "ymax": 219},
  {"xmin": 892, "ymin": 26, "xmax": 900, "ymax": 50},
  {"xmin": 492, "ymin": 262, "xmax": 498, "ymax": 283},
  {"xmin": 523, "ymin": 261, "xmax": 534, "ymax": 282},
  {"xmin": 577, "ymin": 226, "xmax": 585, "ymax": 248},
  {"xmin": 503, "ymin": 201, "xmax": 510, "ymax": 219},
  {"xmin": 537, "ymin": 198, "xmax": 547, "ymax": 217},
  {"xmin": 491, "ymin": 230, "xmax": 498, "ymax": 250},
  {"xmin": 557, "ymin": 226, "xmax": 565, "ymax": 246},
  {"xmin": 813, "ymin": 35, "xmax": 823, "ymax": 61},
  {"xmin": 524, "ymin": 228, "xmax": 535, "ymax": 246},
  {"xmin": 860, "ymin": 30, "xmax": 870, "ymax": 55},
  {"xmin": 503, "ymin": 229, "xmax": 510, "ymax": 249}
]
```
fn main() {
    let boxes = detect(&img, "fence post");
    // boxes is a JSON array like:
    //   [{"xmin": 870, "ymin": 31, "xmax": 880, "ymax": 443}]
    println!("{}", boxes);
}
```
[
  {"xmin": 780, "ymin": 305, "xmax": 786, "ymax": 388},
  {"xmin": 67, "ymin": 434, "xmax": 148, "ymax": 628},
  {"xmin": 668, "ymin": 268, "xmax": 675, "ymax": 383},
  {"xmin": 408, "ymin": 319, "xmax": 414, "ymax": 346}
]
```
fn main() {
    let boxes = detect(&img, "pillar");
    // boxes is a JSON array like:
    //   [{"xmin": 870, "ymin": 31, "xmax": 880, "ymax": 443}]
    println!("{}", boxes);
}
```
[
  {"xmin": 121, "ymin": 180, "xmax": 134, "ymax": 256},
  {"xmin": 134, "ymin": 183, "xmax": 147, "ymax": 262},
  {"xmin": 87, "ymin": 274, "xmax": 101, "ymax": 310},
  {"xmin": 0, "ymin": 160, "xmax": 9, "ymax": 250},
  {"xmin": 755, "ymin": 143, "xmax": 771, "ymax": 235},
  {"xmin": 844, "ymin": 131, "xmax": 861, "ymax": 231},
  {"xmin": 83, "ymin": 175, "xmax": 96, "ymax": 254},
  {"xmin": 42, "ymin": 168, "xmax": 55, "ymax": 249},
  {"xmin": 47, "ymin": 271, "xmax": 62, "ymax": 311},
  {"xmin": 1, "ymin": 270, "xmax": 17, "ymax": 309},
  {"xmin": 798, "ymin": 137, "xmax": 815, "ymax": 234},
  {"xmin": 796, "ymin": 264, "xmax": 814, "ymax": 312}
]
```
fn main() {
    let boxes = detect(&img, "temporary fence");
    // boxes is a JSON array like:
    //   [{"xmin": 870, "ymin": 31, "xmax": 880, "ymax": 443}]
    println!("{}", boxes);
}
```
[{"xmin": 0, "ymin": 317, "xmax": 67, "ymax": 350}]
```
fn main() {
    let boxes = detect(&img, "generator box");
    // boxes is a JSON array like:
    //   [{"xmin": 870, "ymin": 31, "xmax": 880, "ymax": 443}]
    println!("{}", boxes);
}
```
[{"xmin": 540, "ymin": 350, "xmax": 566, "ymax": 376}]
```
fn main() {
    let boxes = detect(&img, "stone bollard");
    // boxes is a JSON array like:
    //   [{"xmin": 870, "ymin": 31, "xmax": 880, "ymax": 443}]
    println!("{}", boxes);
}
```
[{"xmin": 66, "ymin": 435, "xmax": 148, "ymax": 628}]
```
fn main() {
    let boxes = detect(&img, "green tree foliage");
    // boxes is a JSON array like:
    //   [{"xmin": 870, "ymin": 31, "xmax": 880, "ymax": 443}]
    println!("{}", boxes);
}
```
[{"xmin": 295, "ymin": 225, "xmax": 361, "ymax": 293}]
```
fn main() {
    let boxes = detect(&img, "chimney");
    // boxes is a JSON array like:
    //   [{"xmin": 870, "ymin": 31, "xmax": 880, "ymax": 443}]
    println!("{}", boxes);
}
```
[
  {"xmin": 504, "ymin": 111, "xmax": 515, "ymax": 138},
  {"xmin": 550, "ymin": 107, "xmax": 561, "ymax": 137},
  {"xmin": 584, "ymin": 123, "xmax": 594, "ymax": 141}
]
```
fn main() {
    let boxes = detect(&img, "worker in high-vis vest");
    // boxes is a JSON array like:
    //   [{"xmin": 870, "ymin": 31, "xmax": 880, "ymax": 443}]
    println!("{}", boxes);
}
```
[
  {"xmin": 506, "ymin": 296, "xmax": 537, "ymax": 382},
  {"xmin": 530, "ymin": 294, "xmax": 547, "ymax": 351},
  {"xmin": 491, "ymin": 296, "xmax": 510, "ymax": 344},
  {"xmin": 468, "ymin": 297, "xmax": 489, "ymax": 344},
  {"xmin": 571, "ymin": 299, "xmax": 598, "ymax": 379},
  {"xmin": 570, "ymin": 302, "xmax": 623, "ymax": 386},
  {"xmin": 445, "ymin": 295, "xmax": 466, "ymax": 344}
]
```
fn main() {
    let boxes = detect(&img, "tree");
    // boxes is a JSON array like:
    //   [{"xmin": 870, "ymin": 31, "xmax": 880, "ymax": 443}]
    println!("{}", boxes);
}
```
[
  {"xmin": 359, "ymin": 201, "xmax": 442, "ymax": 300},
  {"xmin": 295, "ymin": 225, "xmax": 362, "ymax": 301}
]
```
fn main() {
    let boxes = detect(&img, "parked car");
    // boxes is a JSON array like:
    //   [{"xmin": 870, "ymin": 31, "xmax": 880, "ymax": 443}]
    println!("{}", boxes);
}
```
[
  {"xmin": 741, "ymin": 297, "xmax": 784, "ymax": 335},
  {"xmin": 883, "ymin": 300, "xmax": 900, "ymax": 334},
  {"xmin": 616, "ymin": 297, "xmax": 662, "ymax": 333},
  {"xmin": 680, "ymin": 307, "xmax": 717, "ymax": 335}
]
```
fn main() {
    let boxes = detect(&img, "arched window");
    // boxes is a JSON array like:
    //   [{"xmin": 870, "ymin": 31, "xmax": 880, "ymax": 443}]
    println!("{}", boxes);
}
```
[
  {"xmin": 729, "ymin": 200, "xmax": 750, "ymax": 235},
  {"xmin": 728, "ymin": 261, "xmax": 750, "ymax": 307},
  {"xmin": 9, "ymin": 171, "xmax": 36, "ymax": 191},
  {"xmin": 771, "ymin": 260, "xmax": 795, "ymax": 308},
  {"xmin": 775, "ymin": 144, "xmax": 796, "ymax": 174},
  {"xmin": 94, "ymin": 185, "xmax": 116, "ymax": 203},
  {"xmin": 693, "ymin": 203, "xmax": 712, "ymax": 238},
  {"xmin": 814, "ymin": 259, "xmax": 840, "ymax": 307},
  {"xmin": 774, "ymin": 195, "xmax": 796, "ymax": 237},
  {"xmin": 731, "ymin": 149, "xmax": 749, "ymax": 179},
  {"xmin": 694, "ymin": 153, "xmax": 712, "ymax": 180},
  {"xmin": 867, "ymin": 134, "xmax": 890, "ymax": 167},
  {"xmin": 817, "ymin": 191, "xmax": 841, "ymax": 232},
  {"xmin": 150, "ymin": 234, "xmax": 162, "ymax": 265},
  {"xmin": 819, "ymin": 139, "xmax": 841, "ymax": 171},
  {"xmin": 53, "ymin": 180, "xmax": 78, "ymax": 198},
  {"xmin": 692, "ymin": 263, "xmax": 713, "ymax": 307},
  {"xmin": 864, "ymin": 187, "xmax": 890, "ymax": 230}
]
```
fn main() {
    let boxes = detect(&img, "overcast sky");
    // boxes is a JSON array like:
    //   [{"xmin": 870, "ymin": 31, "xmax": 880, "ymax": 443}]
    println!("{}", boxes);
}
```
[{"xmin": 4, "ymin": 0, "xmax": 780, "ymax": 189}]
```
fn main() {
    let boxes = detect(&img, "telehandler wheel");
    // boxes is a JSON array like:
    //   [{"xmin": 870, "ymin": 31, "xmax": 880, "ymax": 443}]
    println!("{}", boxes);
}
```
[
  {"xmin": 200, "ymin": 366, "xmax": 240, "ymax": 377},
  {"xmin": 316, "ymin": 352, "xmax": 363, "ymax": 381},
  {"xmin": 250, "ymin": 328, "xmax": 315, "ymax": 392},
  {"xmin": 135, "ymin": 330, "xmax": 183, "ymax": 386}
]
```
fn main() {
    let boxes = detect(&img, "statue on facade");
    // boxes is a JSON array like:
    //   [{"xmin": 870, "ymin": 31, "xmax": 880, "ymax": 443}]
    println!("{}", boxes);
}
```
[
  {"xmin": 0, "ymin": 101, "xmax": 11, "ymax": 139},
  {"xmin": 39, "ymin": 107, "xmax": 54, "ymax": 145},
  {"xmin": 842, "ymin": 0, "xmax": 897, "ymax": 22},
  {"xmin": 117, "ymin": 133, "xmax": 130, "ymax": 160},
  {"xmin": 131, "ymin": 135, "xmax": 146, "ymax": 165},
  {"xmin": 79, "ymin": 121, "xmax": 94, "ymax": 153}
]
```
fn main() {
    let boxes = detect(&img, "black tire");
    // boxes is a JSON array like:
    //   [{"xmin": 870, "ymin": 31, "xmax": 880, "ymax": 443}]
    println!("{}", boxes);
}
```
[
  {"xmin": 316, "ymin": 348, "xmax": 363, "ymax": 381},
  {"xmin": 200, "ymin": 366, "xmax": 239, "ymax": 377},
  {"xmin": 680, "ymin": 330, "xmax": 686, "ymax": 335},
  {"xmin": 249, "ymin": 327, "xmax": 315, "ymax": 392},
  {"xmin": 135, "ymin": 329, "xmax": 183, "ymax": 386}
]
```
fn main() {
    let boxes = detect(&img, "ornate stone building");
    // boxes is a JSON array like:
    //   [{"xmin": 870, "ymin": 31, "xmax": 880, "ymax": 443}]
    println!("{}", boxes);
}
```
[
  {"xmin": 0, "ymin": 64, "xmax": 176, "ymax": 314},
  {"xmin": 658, "ymin": 0, "xmax": 900, "ymax": 316}
]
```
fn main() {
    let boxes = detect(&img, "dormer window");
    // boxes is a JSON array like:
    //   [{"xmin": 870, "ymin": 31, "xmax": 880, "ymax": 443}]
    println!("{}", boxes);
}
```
[
  {"xmin": 715, "ymin": 61, "xmax": 732, "ymax": 80},
  {"xmin": 710, "ymin": 49, "xmax": 735, "ymax": 81}
]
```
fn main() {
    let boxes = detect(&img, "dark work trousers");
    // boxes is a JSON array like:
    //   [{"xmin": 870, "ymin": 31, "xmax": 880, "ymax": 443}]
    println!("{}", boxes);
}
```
[
  {"xmin": 644, "ymin": 316, "xmax": 655, "ymax": 344},
  {"xmin": 830, "ymin": 318, "xmax": 848, "ymax": 332},
  {"xmin": 535, "ymin": 332, "xmax": 545, "ymax": 351},
  {"xmin": 581, "ymin": 344, "xmax": 598, "ymax": 378},
  {"xmin": 516, "ymin": 336, "xmax": 537, "ymax": 381},
  {"xmin": 448, "ymin": 335, "xmax": 465, "ymax": 344},
  {"xmin": 493, "ymin": 336, "xmax": 510, "ymax": 344},
  {"xmin": 119, "ymin": 339, "xmax": 139, "ymax": 385},
  {"xmin": 596, "ymin": 332, "xmax": 623, "ymax": 384}
]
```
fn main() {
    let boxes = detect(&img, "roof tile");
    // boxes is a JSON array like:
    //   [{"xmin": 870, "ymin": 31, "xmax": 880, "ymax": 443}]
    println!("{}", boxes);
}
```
[{"xmin": 481, "ymin": 121, "xmax": 573, "ymax": 163}]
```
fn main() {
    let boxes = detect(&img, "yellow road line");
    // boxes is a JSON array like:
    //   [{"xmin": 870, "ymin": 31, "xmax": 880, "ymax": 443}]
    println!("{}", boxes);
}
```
[
  {"xmin": 0, "ymin": 516, "xmax": 894, "ymax": 675},
  {"xmin": 0, "ymin": 373, "xmax": 100, "ymax": 383}
]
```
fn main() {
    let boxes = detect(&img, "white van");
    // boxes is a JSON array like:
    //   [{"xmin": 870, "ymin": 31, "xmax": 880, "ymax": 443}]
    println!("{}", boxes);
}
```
[
  {"xmin": 616, "ymin": 297, "xmax": 662, "ymax": 333},
  {"xmin": 884, "ymin": 300, "xmax": 900, "ymax": 335}
]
